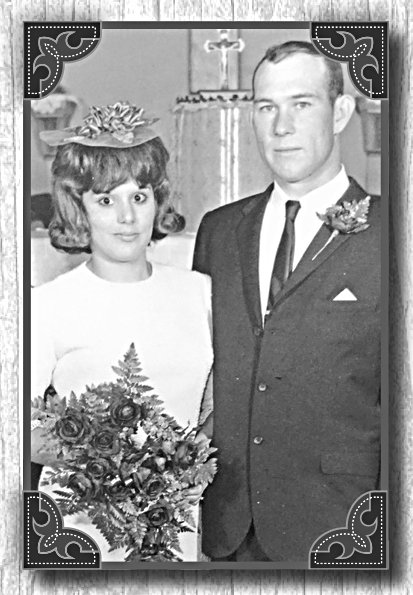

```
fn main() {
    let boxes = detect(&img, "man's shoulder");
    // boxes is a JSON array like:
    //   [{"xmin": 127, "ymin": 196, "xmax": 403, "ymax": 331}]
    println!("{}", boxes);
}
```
[
  {"xmin": 369, "ymin": 193, "xmax": 381, "ymax": 223},
  {"xmin": 349, "ymin": 177, "xmax": 380, "ymax": 203},
  {"xmin": 200, "ymin": 187, "xmax": 270, "ymax": 227},
  {"xmin": 347, "ymin": 177, "xmax": 381, "ymax": 228}
]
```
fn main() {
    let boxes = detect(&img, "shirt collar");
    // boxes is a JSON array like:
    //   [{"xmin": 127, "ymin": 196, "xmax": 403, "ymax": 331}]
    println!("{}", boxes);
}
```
[{"xmin": 270, "ymin": 166, "xmax": 350, "ymax": 213}]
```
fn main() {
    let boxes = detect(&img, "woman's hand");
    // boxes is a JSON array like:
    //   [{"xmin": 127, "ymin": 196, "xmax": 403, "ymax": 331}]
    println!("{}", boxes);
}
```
[
  {"xmin": 194, "ymin": 429, "xmax": 209, "ymax": 445},
  {"xmin": 185, "ymin": 482, "xmax": 208, "ymax": 505},
  {"xmin": 184, "ymin": 430, "xmax": 211, "ymax": 504},
  {"xmin": 31, "ymin": 427, "xmax": 59, "ymax": 466},
  {"xmin": 197, "ymin": 414, "xmax": 213, "ymax": 441}
]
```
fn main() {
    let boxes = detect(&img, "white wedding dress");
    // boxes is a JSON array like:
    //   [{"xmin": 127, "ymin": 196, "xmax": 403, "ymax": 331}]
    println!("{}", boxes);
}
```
[{"xmin": 32, "ymin": 261, "xmax": 213, "ymax": 561}]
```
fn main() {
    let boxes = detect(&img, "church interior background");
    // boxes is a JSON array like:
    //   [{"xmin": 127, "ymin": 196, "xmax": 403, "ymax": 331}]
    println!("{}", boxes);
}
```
[{"xmin": 30, "ymin": 27, "xmax": 381, "ymax": 286}]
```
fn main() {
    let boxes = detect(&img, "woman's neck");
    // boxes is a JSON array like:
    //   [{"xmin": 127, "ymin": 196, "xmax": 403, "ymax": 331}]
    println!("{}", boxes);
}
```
[{"xmin": 87, "ymin": 256, "xmax": 152, "ymax": 283}]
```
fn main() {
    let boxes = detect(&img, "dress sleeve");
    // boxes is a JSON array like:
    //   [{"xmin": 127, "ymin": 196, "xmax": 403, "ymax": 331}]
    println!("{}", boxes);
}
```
[
  {"xmin": 31, "ymin": 287, "xmax": 56, "ymax": 401},
  {"xmin": 199, "ymin": 369, "xmax": 213, "ymax": 428}
]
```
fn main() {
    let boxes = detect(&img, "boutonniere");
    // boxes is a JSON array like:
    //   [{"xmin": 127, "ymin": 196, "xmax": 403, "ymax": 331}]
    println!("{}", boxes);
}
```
[{"xmin": 312, "ymin": 195, "xmax": 371, "ymax": 261}]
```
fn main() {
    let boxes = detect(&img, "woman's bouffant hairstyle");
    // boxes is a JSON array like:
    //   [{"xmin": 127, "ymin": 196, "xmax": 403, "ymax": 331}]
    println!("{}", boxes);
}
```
[{"xmin": 49, "ymin": 137, "xmax": 185, "ymax": 253}]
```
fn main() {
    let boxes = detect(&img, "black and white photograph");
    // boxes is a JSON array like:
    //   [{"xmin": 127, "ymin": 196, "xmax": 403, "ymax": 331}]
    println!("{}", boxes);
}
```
[{"xmin": 24, "ymin": 23, "xmax": 388, "ymax": 570}]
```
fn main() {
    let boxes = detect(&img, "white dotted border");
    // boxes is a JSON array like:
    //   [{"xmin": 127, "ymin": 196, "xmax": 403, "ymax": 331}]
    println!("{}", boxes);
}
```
[
  {"xmin": 26, "ymin": 493, "xmax": 99, "ymax": 566},
  {"xmin": 27, "ymin": 24, "xmax": 98, "ymax": 96},
  {"xmin": 314, "ymin": 25, "xmax": 385, "ymax": 97},
  {"xmin": 312, "ymin": 494, "xmax": 384, "ymax": 566}
]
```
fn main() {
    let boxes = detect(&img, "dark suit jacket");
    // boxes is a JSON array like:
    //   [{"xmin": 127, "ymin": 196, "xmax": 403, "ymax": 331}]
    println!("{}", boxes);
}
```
[{"xmin": 193, "ymin": 178, "xmax": 381, "ymax": 561}]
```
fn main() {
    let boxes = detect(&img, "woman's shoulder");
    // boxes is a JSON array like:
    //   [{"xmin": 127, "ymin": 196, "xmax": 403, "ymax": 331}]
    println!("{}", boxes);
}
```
[
  {"xmin": 32, "ymin": 263, "xmax": 89, "ymax": 298},
  {"xmin": 153, "ymin": 264, "xmax": 211, "ymax": 314},
  {"xmin": 153, "ymin": 263, "xmax": 211, "ymax": 295},
  {"xmin": 156, "ymin": 264, "xmax": 209, "ymax": 284}
]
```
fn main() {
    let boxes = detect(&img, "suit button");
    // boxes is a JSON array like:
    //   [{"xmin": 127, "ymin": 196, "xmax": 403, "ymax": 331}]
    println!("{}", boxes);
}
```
[
  {"xmin": 257, "ymin": 382, "xmax": 267, "ymax": 392},
  {"xmin": 253, "ymin": 436, "xmax": 264, "ymax": 445},
  {"xmin": 253, "ymin": 327, "xmax": 263, "ymax": 337}
]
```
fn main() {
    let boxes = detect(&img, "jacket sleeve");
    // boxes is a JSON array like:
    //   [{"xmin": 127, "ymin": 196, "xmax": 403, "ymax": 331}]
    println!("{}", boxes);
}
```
[{"xmin": 192, "ymin": 212, "xmax": 212, "ymax": 276}]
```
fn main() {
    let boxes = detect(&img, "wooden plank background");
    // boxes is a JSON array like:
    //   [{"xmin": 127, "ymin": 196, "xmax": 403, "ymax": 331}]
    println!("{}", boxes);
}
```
[{"xmin": 0, "ymin": 0, "xmax": 411, "ymax": 592}]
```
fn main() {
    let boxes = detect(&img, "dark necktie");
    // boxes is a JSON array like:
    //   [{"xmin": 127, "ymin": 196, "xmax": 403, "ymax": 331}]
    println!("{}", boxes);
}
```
[{"xmin": 267, "ymin": 200, "xmax": 301, "ymax": 311}]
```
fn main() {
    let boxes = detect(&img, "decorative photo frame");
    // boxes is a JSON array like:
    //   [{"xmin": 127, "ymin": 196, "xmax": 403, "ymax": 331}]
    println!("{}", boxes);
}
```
[{"xmin": 24, "ymin": 21, "xmax": 388, "ymax": 570}]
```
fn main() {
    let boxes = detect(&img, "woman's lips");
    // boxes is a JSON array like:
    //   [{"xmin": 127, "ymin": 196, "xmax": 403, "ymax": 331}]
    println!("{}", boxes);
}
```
[{"xmin": 115, "ymin": 233, "xmax": 139, "ymax": 242}]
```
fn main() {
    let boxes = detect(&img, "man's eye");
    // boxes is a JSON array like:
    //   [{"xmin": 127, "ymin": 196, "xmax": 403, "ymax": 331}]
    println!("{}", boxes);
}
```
[
  {"xmin": 98, "ymin": 196, "xmax": 113, "ymax": 206},
  {"xmin": 258, "ymin": 104, "xmax": 275, "ymax": 113},
  {"xmin": 296, "ymin": 102, "xmax": 311, "ymax": 110}
]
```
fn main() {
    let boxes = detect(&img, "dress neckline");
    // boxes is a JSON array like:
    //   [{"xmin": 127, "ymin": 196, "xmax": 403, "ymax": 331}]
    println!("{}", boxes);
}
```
[{"xmin": 80, "ymin": 260, "xmax": 157, "ymax": 288}]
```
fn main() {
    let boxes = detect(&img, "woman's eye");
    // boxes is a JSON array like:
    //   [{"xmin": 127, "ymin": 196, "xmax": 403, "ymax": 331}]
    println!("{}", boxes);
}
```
[
  {"xmin": 98, "ymin": 196, "xmax": 113, "ymax": 206},
  {"xmin": 133, "ymin": 193, "xmax": 147, "ymax": 203}
]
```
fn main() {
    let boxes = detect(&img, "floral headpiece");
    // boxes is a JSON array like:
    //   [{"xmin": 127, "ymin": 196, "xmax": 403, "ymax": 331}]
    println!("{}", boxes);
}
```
[{"xmin": 40, "ymin": 101, "xmax": 159, "ymax": 148}]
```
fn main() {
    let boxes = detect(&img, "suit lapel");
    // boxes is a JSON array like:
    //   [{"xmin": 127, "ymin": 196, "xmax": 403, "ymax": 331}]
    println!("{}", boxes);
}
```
[
  {"xmin": 269, "ymin": 178, "xmax": 369, "ymax": 310},
  {"xmin": 236, "ymin": 184, "xmax": 273, "ymax": 328}
]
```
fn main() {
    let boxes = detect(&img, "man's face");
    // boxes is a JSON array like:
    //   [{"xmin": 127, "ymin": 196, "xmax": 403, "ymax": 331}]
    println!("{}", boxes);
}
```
[{"xmin": 252, "ymin": 53, "xmax": 339, "ymax": 193}]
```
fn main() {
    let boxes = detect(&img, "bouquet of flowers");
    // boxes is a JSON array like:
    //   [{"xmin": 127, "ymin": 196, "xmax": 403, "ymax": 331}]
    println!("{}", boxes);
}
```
[{"xmin": 31, "ymin": 344, "xmax": 217, "ymax": 562}]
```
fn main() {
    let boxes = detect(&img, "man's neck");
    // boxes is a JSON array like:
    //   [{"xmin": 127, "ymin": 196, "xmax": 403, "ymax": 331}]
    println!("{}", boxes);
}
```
[{"xmin": 274, "ymin": 164, "xmax": 345, "ymax": 200}]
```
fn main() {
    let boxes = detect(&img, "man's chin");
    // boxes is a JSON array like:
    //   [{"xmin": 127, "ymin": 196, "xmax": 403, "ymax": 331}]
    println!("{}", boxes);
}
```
[{"xmin": 273, "ymin": 172, "xmax": 307, "ymax": 186}]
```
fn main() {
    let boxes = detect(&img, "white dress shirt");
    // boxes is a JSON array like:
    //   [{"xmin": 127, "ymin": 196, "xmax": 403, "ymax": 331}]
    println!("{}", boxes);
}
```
[{"xmin": 259, "ymin": 166, "xmax": 350, "ymax": 321}]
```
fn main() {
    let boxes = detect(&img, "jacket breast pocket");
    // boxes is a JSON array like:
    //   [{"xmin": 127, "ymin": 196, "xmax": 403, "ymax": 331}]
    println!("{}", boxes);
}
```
[
  {"xmin": 309, "ymin": 299, "xmax": 379, "ymax": 349},
  {"xmin": 313, "ymin": 298, "xmax": 378, "ymax": 313}
]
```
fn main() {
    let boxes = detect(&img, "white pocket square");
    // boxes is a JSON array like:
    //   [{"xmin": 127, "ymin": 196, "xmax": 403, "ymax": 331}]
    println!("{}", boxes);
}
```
[{"xmin": 332, "ymin": 288, "xmax": 358, "ymax": 301}]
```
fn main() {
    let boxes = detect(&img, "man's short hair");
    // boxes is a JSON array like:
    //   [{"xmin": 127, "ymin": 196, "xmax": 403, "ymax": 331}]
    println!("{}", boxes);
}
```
[{"xmin": 252, "ymin": 40, "xmax": 344, "ymax": 104}]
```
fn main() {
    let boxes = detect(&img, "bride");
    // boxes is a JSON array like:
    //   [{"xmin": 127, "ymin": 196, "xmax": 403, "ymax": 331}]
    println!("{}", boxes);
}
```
[{"xmin": 31, "ymin": 102, "xmax": 213, "ymax": 561}]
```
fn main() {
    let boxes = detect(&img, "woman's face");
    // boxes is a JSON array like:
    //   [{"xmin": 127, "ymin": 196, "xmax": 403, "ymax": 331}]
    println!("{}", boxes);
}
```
[{"xmin": 82, "ymin": 179, "xmax": 156, "ymax": 266}]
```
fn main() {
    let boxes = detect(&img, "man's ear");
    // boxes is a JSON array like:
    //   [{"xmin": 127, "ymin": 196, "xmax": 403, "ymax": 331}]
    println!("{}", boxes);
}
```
[{"xmin": 333, "ymin": 94, "xmax": 356, "ymax": 134}]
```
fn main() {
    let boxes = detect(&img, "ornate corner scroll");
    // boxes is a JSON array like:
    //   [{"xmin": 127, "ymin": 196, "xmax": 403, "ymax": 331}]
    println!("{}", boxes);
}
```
[
  {"xmin": 24, "ymin": 22, "xmax": 101, "ymax": 99},
  {"xmin": 311, "ymin": 23, "xmax": 388, "ymax": 99},
  {"xmin": 309, "ymin": 491, "xmax": 388, "ymax": 569},
  {"xmin": 24, "ymin": 491, "xmax": 101, "ymax": 568}
]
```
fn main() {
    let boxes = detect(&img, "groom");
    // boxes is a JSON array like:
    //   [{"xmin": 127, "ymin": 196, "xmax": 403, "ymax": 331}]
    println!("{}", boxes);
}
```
[{"xmin": 193, "ymin": 41, "xmax": 381, "ymax": 562}]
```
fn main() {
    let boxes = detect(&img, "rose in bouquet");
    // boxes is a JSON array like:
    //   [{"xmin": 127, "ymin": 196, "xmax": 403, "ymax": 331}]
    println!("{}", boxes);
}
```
[{"xmin": 31, "ymin": 344, "xmax": 217, "ymax": 562}]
